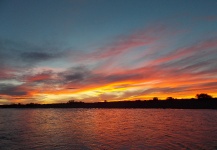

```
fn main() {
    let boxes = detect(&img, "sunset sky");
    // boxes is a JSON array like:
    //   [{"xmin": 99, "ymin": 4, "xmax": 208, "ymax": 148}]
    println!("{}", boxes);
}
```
[{"xmin": 0, "ymin": 0, "xmax": 217, "ymax": 104}]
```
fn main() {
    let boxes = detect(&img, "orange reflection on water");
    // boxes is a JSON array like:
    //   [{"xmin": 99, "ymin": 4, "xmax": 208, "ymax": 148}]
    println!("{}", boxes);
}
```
[{"xmin": 2, "ymin": 109, "xmax": 217, "ymax": 149}]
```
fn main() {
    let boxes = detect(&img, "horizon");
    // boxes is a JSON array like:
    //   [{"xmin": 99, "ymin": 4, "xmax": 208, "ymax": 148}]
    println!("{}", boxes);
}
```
[
  {"xmin": 0, "ymin": 0, "xmax": 217, "ymax": 105},
  {"xmin": 1, "ymin": 93, "xmax": 216, "ymax": 105}
]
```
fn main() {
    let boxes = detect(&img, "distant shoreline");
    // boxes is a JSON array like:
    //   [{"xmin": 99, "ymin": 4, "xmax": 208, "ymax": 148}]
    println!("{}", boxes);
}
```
[{"xmin": 1, "ymin": 99, "xmax": 217, "ymax": 109}]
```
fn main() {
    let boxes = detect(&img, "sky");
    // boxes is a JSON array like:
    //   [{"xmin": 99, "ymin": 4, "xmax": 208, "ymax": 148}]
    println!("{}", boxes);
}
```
[{"xmin": 0, "ymin": 0, "xmax": 217, "ymax": 104}]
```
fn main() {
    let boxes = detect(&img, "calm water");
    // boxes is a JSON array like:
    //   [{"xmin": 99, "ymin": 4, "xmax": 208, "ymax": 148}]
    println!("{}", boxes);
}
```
[{"xmin": 0, "ymin": 109, "xmax": 217, "ymax": 150}]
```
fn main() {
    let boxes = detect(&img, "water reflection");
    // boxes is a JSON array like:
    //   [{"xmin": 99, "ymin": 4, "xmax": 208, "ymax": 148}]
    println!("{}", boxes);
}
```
[{"xmin": 0, "ymin": 109, "xmax": 217, "ymax": 149}]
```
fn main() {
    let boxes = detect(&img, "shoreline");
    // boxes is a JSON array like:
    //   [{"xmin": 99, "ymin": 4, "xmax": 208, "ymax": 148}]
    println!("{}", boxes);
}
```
[{"xmin": 1, "ymin": 99, "xmax": 217, "ymax": 109}]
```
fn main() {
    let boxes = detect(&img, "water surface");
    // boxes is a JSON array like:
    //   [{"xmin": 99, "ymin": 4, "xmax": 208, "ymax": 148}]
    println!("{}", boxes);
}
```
[{"xmin": 0, "ymin": 109, "xmax": 216, "ymax": 150}]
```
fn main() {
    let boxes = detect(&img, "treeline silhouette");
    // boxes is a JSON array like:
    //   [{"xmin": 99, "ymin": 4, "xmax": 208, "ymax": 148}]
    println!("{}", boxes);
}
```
[{"xmin": 1, "ymin": 93, "xmax": 217, "ymax": 109}]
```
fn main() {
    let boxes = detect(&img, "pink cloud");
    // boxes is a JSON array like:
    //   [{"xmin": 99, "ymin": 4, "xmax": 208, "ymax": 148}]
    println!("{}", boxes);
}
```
[
  {"xmin": 0, "ymin": 68, "xmax": 17, "ymax": 80},
  {"xmin": 25, "ymin": 72, "xmax": 53, "ymax": 82},
  {"xmin": 79, "ymin": 26, "xmax": 168, "ymax": 62},
  {"xmin": 149, "ymin": 38, "xmax": 217, "ymax": 66}
]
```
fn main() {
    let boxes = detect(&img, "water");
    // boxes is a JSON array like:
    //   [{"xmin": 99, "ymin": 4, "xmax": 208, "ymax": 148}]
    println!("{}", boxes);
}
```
[{"xmin": 0, "ymin": 109, "xmax": 217, "ymax": 150}]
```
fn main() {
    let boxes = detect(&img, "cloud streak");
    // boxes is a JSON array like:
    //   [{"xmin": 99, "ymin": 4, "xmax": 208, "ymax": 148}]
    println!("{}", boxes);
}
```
[{"xmin": 1, "ymin": 25, "xmax": 217, "ymax": 104}]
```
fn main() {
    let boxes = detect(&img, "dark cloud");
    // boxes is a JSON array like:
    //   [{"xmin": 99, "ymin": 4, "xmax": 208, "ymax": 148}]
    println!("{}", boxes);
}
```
[
  {"xmin": 200, "ymin": 82, "xmax": 217, "ymax": 87},
  {"xmin": 65, "ymin": 73, "xmax": 85, "ymax": 82},
  {"xmin": 0, "ymin": 84, "xmax": 28, "ymax": 96},
  {"xmin": 142, "ymin": 87, "xmax": 188, "ymax": 95},
  {"xmin": 61, "ymin": 66, "xmax": 92, "ymax": 83},
  {"xmin": 105, "ymin": 73, "xmax": 142, "ymax": 83},
  {"xmin": 0, "ymin": 38, "xmax": 69, "ymax": 68},
  {"xmin": 59, "ymin": 65, "xmax": 156, "ymax": 88},
  {"xmin": 20, "ymin": 52, "xmax": 56, "ymax": 62}
]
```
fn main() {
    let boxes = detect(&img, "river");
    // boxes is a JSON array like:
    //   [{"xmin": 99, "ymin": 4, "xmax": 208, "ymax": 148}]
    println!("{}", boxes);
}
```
[{"xmin": 0, "ymin": 109, "xmax": 216, "ymax": 149}]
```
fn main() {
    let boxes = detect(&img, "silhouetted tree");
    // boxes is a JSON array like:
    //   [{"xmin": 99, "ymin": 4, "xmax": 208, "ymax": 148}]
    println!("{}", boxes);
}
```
[
  {"xmin": 153, "ymin": 97, "xmax": 158, "ymax": 101},
  {"xmin": 135, "ymin": 100, "xmax": 141, "ymax": 102},
  {"xmin": 196, "ymin": 93, "xmax": 212, "ymax": 100},
  {"xmin": 166, "ymin": 97, "xmax": 174, "ymax": 100},
  {"xmin": 67, "ymin": 100, "xmax": 75, "ymax": 104}
]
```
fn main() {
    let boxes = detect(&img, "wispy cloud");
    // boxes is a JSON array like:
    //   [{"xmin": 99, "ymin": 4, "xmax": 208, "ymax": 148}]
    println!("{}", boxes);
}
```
[
  {"xmin": 78, "ymin": 26, "xmax": 167, "ymax": 62},
  {"xmin": 1, "ymin": 25, "xmax": 217, "ymax": 104}
]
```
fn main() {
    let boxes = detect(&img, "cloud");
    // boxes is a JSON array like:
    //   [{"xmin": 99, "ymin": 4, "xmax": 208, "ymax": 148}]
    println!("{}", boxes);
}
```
[
  {"xmin": 0, "ymin": 66, "xmax": 20, "ymax": 80},
  {"xmin": 62, "ymin": 66, "xmax": 91, "ymax": 83},
  {"xmin": 79, "ymin": 26, "xmax": 167, "ymax": 62},
  {"xmin": 149, "ymin": 38, "xmax": 217, "ymax": 66},
  {"xmin": 20, "ymin": 52, "xmax": 57, "ymax": 62},
  {"xmin": 141, "ymin": 87, "xmax": 188, "ymax": 95},
  {"xmin": 0, "ymin": 84, "xmax": 28, "ymax": 96},
  {"xmin": 0, "ymin": 68, "xmax": 13, "ymax": 80},
  {"xmin": 24, "ymin": 70, "xmax": 54, "ymax": 83},
  {"xmin": 0, "ymin": 39, "xmax": 70, "ymax": 69},
  {"xmin": 1, "ymin": 24, "xmax": 217, "ymax": 104}
]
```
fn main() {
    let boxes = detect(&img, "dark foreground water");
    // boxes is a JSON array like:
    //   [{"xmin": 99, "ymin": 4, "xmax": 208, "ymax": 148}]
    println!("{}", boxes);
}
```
[{"xmin": 0, "ymin": 109, "xmax": 217, "ymax": 150}]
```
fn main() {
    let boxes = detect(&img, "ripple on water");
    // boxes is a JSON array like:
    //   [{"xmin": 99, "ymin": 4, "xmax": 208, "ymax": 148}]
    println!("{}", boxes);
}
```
[{"xmin": 0, "ymin": 109, "xmax": 216, "ymax": 150}]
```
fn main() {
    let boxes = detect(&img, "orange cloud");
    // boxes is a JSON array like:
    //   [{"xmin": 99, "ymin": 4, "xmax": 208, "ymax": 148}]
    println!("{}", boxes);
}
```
[{"xmin": 1, "ymin": 26, "xmax": 217, "ymax": 104}]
